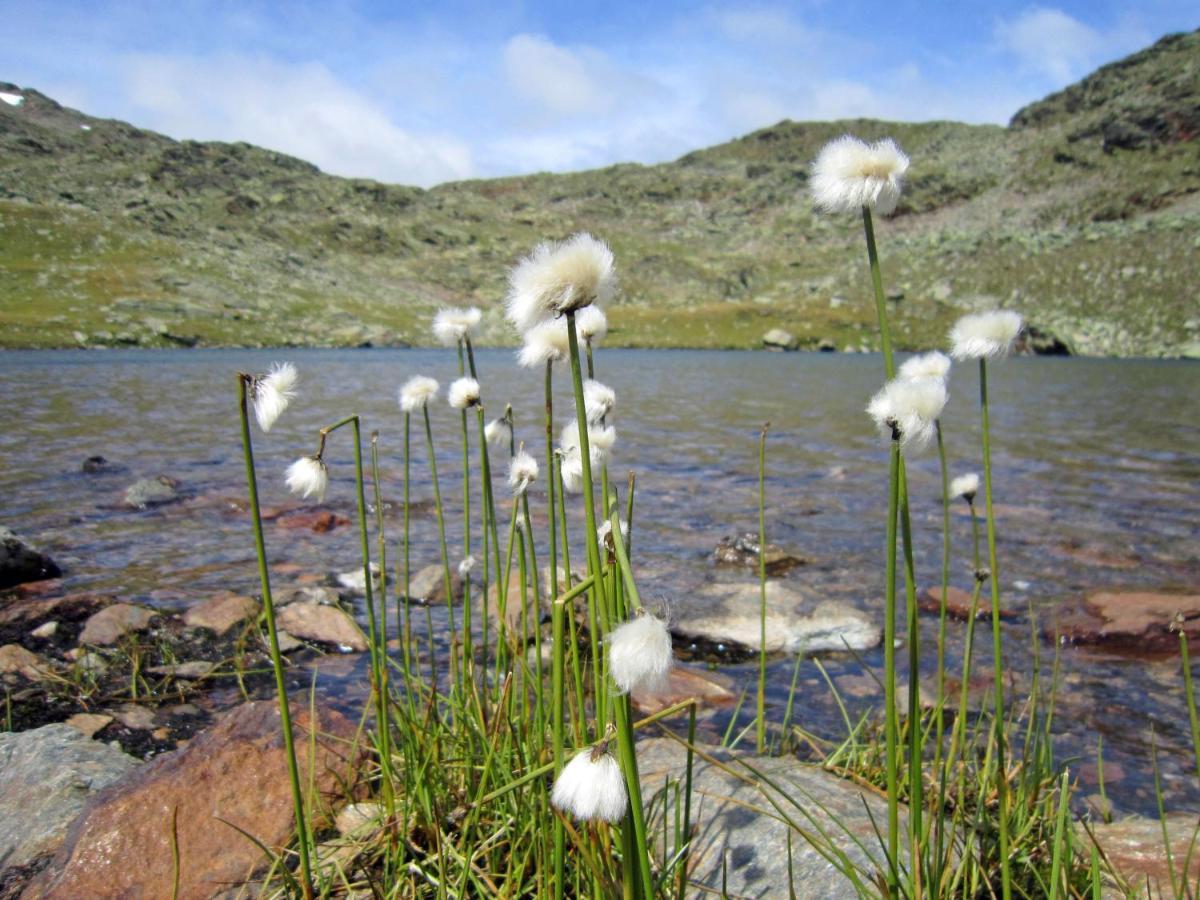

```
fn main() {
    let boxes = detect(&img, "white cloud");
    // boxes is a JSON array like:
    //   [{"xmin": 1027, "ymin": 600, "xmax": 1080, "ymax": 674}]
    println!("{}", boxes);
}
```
[
  {"xmin": 502, "ymin": 34, "xmax": 612, "ymax": 118},
  {"xmin": 994, "ymin": 8, "xmax": 1105, "ymax": 83},
  {"xmin": 120, "ymin": 54, "xmax": 473, "ymax": 187}
]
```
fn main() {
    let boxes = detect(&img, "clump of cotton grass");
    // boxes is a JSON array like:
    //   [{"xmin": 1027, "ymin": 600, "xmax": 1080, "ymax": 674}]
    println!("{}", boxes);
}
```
[
  {"xmin": 251, "ymin": 362, "xmax": 298, "ymax": 432},
  {"xmin": 608, "ymin": 608, "xmax": 673, "ymax": 694},
  {"xmin": 517, "ymin": 318, "xmax": 571, "ymax": 368},
  {"xmin": 812, "ymin": 136, "xmax": 910, "ymax": 216},
  {"xmin": 576, "ymin": 306, "xmax": 608, "ymax": 345},
  {"xmin": 950, "ymin": 472, "xmax": 981, "ymax": 504},
  {"xmin": 431, "ymin": 307, "xmax": 482, "ymax": 347},
  {"xmin": 949, "ymin": 311, "xmax": 1023, "ymax": 360},
  {"xmin": 457, "ymin": 556, "xmax": 476, "ymax": 578},
  {"xmin": 505, "ymin": 232, "xmax": 617, "ymax": 334},
  {"xmin": 285, "ymin": 455, "xmax": 328, "ymax": 502},
  {"xmin": 448, "ymin": 376, "xmax": 481, "ymax": 409},
  {"xmin": 867, "ymin": 376, "xmax": 948, "ymax": 451},
  {"xmin": 899, "ymin": 350, "xmax": 952, "ymax": 382},
  {"xmin": 399, "ymin": 375, "xmax": 439, "ymax": 412},
  {"xmin": 508, "ymin": 450, "xmax": 539, "ymax": 495},
  {"xmin": 583, "ymin": 380, "xmax": 616, "ymax": 424},
  {"xmin": 550, "ymin": 736, "xmax": 627, "ymax": 824}
]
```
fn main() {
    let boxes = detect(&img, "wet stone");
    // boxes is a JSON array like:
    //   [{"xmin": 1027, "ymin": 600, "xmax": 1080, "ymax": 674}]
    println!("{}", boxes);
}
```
[
  {"xmin": 276, "ymin": 602, "xmax": 367, "ymax": 651},
  {"xmin": 919, "ymin": 585, "xmax": 1019, "ymax": 621},
  {"xmin": 713, "ymin": 533, "xmax": 806, "ymax": 575},
  {"xmin": 123, "ymin": 475, "xmax": 181, "ymax": 509},
  {"xmin": 77, "ymin": 603, "xmax": 157, "ymax": 646},
  {"xmin": 0, "ymin": 526, "xmax": 61, "ymax": 590},
  {"xmin": 1047, "ymin": 591, "xmax": 1200, "ymax": 656},
  {"xmin": 183, "ymin": 591, "xmax": 259, "ymax": 635}
]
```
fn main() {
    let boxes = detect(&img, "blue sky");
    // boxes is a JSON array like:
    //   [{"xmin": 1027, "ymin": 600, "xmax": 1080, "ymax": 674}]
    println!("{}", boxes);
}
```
[{"xmin": 2, "ymin": 1, "xmax": 1195, "ymax": 186}]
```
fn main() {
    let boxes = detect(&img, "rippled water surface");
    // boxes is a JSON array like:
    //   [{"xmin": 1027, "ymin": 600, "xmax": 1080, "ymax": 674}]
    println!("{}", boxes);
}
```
[{"xmin": 1, "ymin": 348, "xmax": 1197, "ymax": 813}]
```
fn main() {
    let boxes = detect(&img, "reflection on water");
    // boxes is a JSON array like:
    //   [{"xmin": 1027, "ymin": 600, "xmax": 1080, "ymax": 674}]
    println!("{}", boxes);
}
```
[{"xmin": 1, "ymin": 348, "xmax": 1198, "ymax": 813}]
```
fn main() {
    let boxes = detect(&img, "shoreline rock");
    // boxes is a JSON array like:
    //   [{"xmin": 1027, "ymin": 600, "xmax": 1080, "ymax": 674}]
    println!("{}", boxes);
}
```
[{"xmin": 0, "ymin": 527, "xmax": 61, "ymax": 590}]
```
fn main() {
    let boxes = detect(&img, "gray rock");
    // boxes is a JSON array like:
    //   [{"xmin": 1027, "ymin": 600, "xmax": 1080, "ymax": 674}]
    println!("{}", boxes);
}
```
[
  {"xmin": 0, "ymin": 526, "xmax": 61, "ymax": 590},
  {"xmin": 762, "ymin": 328, "xmax": 798, "ymax": 351},
  {"xmin": 276, "ymin": 603, "xmax": 367, "ymax": 651},
  {"xmin": 405, "ymin": 564, "xmax": 462, "ymax": 604},
  {"xmin": 0, "ymin": 724, "xmax": 138, "ymax": 871},
  {"xmin": 123, "ymin": 475, "xmax": 181, "ymax": 508},
  {"xmin": 673, "ymin": 582, "xmax": 880, "ymax": 654},
  {"xmin": 274, "ymin": 584, "xmax": 340, "ymax": 607},
  {"xmin": 78, "ymin": 603, "xmax": 157, "ymax": 646},
  {"xmin": 638, "ymin": 737, "xmax": 917, "ymax": 898},
  {"xmin": 713, "ymin": 533, "xmax": 805, "ymax": 575},
  {"xmin": 80, "ymin": 455, "xmax": 109, "ymax": 473},
  {"xmin": 335, "ymin": 563, "xmax": 384, "ymax": 595}
]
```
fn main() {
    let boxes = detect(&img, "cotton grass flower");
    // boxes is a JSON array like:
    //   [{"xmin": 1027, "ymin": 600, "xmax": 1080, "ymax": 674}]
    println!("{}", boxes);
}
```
[
  {"xmin": 583, "ymin": 380, "xmax": 616, "ymax": 424},
  {"xmin": 608, "ymin": 610, "xmax": 673, "ymax": 694},
  {"xmin": 867, "ymin": 376, "xmax": 948, "ymax": 451},
  {"xmin": 576, "ymin": 305, "xmax": 609, "ymax": 345},
  {"xmin": 485, "ymin": 415, "xmax": 512, "ymax": 449},
  {"xmin": 949, "ymin": 311, "xmax": 1023, "ymax": 360},
  {"xmin": 550, "ymin": 743, "xmax": 627, "ymax": 824},
  {"xmin": 812, "ymin": 136, "xmax": 910, "ymax": 216},
  {"xmin": 252, "ymin": 362, "xmax": 298, "ymax": 432},
  {"xmin": 399, "ymin": 375, "xmax": 439, "ymax": 412},
  {"xmin": 517, "ymin": 318, "xmax": 570, "ymax": 368},
  {"xmin": 898, "ymin": 350, "xmax": 952, "ymax": 382},
  {"xmin": 506, "ymin": 232, "xmax": 617, "ymax": 334},
  {"xmin": 448, "ymin": 376, "xmax": 481, "ymax": 409},
  {"xmin": 431, "ymin": 307, "xmax": 482, "ymax": 346},
  {"xmin": 285, "ymin": 455, "xmax": 328, "ymax": 502},
  {"xmin": 457, "ymin": 556, "xmax": 476, "ymax": 578},
  {"xmin": 950, "ymin": 473, "xmax": 981, "ymax": 503},
  {"xmin": 597, "ymin": 517, "xmax": 629, "ymax": 548},
  {"xmin": 508, "ymin": 450, "xmax": 538, "ymax": 495}
]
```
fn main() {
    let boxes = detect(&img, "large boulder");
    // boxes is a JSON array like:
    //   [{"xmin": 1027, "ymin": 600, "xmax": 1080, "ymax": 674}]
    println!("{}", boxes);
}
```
[
  {"xmin": 638, "ymin": 737, "xmax": 919, "ymax": 897},
  {"xmin": 0, "ymin": 724, "xmax": 138, "ymax": 873},
  {"xmin": 25, "ymin": 698, "xmax": 359, "ymax": 900},
  {"xmin": 672, "ymin": 582, "xmax": 880, "ymax": 654},
  {"xmin": 0, "ymin": 527, "xmax": 61, "ymax": 590},
  {"xmin": 762, "ymin": 328, "xmax": 799, "ymax": 351}
]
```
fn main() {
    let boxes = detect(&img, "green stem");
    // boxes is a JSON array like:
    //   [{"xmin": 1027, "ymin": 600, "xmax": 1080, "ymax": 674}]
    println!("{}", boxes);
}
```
[
  {"xmin": 898, "ymin": 463, "xmax": 922, "ymax": 885},
  {"xmin": 367, "ymin": 432, "xmax": 398, "ymax": 821},
  {"xmin": 424, "ymin": 405, "xmax": 458, "ymax": 691},
  {"xmin": 979, "ymin": 358, "xmax": 1012, "ymax": 900},
  {"xmin": 236, "ymin": 375, "xmax": 313, "ymax": 899},
  {"xmin": 1180, "ymin": 629, "xmax": 1200, "ymax": 783},
  {"xmin": 757, "ymin": 423, "xmax": 769, "ymax": 754},
  {"xmin": 459, "ymin": 401, "xmax": 473, "ymax": 672},
  {"xmin": 883, "ymin": 437, "xmax": 901, "ymax": 897},
  {"xmin": 862, "ymin": 206, "xmax": 895, "ymax": 376}
]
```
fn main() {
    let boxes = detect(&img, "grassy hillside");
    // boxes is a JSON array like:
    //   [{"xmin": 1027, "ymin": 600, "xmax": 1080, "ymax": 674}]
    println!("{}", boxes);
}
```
[{"xmin": 1, "ymin": 29, "xmax": 1197, "ymax": 356}]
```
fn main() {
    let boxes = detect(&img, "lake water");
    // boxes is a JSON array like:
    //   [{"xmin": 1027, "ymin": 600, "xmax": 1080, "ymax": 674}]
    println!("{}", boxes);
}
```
[{"xmin": 1, "ymin": 348, "xmax": 1197, "ymax": 814}]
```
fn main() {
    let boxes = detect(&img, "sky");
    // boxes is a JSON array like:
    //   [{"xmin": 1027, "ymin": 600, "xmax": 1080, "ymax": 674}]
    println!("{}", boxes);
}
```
[{"xmin": 2, "ymin": 1, "xmax": 1195, "ymax": 187}]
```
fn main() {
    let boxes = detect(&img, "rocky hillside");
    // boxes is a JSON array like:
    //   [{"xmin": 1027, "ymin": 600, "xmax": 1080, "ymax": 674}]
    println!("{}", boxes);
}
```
[{"xmin": 1, "ymin": 29, "xmax": 1197, "ymax": 356}]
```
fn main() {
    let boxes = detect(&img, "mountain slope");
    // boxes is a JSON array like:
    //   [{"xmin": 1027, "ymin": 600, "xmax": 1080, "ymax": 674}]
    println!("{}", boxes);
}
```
[{"xmin": 1, "ymin": 28, "xmax": 1197, "ymax": 356}]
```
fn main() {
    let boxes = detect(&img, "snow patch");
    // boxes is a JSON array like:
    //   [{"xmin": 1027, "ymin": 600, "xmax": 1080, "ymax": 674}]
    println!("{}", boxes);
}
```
[
  {"xmin": 80, "ymin": 124, "xmax": 91, "ymax": 131},
  {"xmin": 0, "ymin": 91, "xmax": 24, "ymax": 107}
]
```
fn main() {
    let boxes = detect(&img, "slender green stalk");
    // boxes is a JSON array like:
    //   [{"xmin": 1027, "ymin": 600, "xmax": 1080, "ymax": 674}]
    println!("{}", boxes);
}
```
[
  {"xmin": 883, "ymin": 435, "xmax": 901, "ymax": 897},
  {"xmin": 423, "ymin": 404, "xmax": 459, "ymax": 690},
  {"xmin": 457, "ymin": 369, "xmax": 474, "ymax": 671},
  {"xmin": 236, "ymin": 375, "xmax": 313, "ymax": 898},
  {"xmin": 861, "ymin": 207, "xmax": 895, "ymax": 377},
  {"xmin": 979, "ymin": 357, "xmax": 1012, "ymax": 900},
  {"xmin": 368, "ymin": 432, "xmax": 399, "ymax": 820},
  {"xmin": 756, "ymin": 422, "xmax": 770, "ymax": 754},
  {"xmin": 898, "ymin": 468, "xmax": 922, "ymax": 875},
  {"xmin": 1179, "ymin": 624, "xmax": 1200, "ymax": 783},
  {"xmin": 931, "ymin": 421, "xmax": 952, "ymax": 880}
]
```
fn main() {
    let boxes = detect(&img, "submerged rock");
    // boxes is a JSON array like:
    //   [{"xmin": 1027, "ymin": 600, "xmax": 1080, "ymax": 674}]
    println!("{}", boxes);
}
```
[
  {"xmin": 1078, "ymin": 814, "xmax": 1200, "ymax": 894},
  {"xmin": 276, "ymin": 602, "xmax": 367, "ymax": 651},
  {"xmin": 24, "ymin": 698, "xmax": 358, "ymax": 900},
  {"xmin": 1046, "ymin": 590, "xmax": 1200, "ymax": 655},
  {"xmin": 713, "ymin": 533, "xmax": 806, "ymax": 575},
  {"xmin": 638, "ymin": 737, "xmax": 920, "ymax": 898},
  {"xmin": 630, "ymin": 664, "xmax": 736, "ymax": 717},
  {"xmin": 123, "ymin": 475, "xmax": 181, "ymax": 508},
  {"xmin": 0, "ymin": 723, "xmax": 139, "ymax": 873},
  {"xmin": 672, "ymin": 582, "xmax": 880, "ymax": 655},
  {"xmin": 0, "ymin": 526, "xmax": 61, "ymax": 590}
]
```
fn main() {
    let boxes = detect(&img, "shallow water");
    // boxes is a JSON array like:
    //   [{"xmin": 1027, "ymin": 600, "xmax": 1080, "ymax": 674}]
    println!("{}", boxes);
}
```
[{"xmin": 1, "ymin": 348, "xmax": 1197, "ymax": 814}]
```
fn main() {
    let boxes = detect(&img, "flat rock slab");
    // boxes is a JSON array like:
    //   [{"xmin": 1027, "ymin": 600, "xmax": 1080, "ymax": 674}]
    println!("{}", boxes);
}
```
[
  {"xmin": 918, "ymin": 586, "xmax": 1019, "ymax": 621},
  {"xmin": 183, "ymin": 592, "xmax": 259, "ymax": 635},
  {"xmin": 276, "ymin": 602, "xmax": 367, "ymax": 651},
  {"xmin": 0, "ymin": 527, "xmax": 61, "ymax": 590},
  {"xmin": 25, "ymin": 698, "xmax": 359, "ymax": 900},
  {"xmin": 637, "ymin": 737, "xmax": 915, "ymax": 898},
  {"xmin": 631, "ymin": 665, "xmax": 736, "ymax": 717},
  {"xmin": 1047, "ymin": 591, "xmax": 1200, "ymax": 656},
  {"xmin": 674, "ymin": 582, "xmax": 881, "ymax": 654},
  {"xmin": 1078, "ymin": 814, "xmax": 1200, "ymax": 897},
  {"xmin": 0, "ymin": 644, "xmax": 54, "ymax": 681},
  {"xmin": 0, "ymin": 723, "xmax": 139, "ymax": 872},
  {"xmin": 78, "ymin": 603, "xmax": 157, "ymax": 645}
]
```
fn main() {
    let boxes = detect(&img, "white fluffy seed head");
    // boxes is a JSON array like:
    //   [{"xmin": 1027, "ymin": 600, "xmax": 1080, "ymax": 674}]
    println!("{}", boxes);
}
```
[
  {"xmin": 949, "ymin": 311, "xmax": 1024, "ymax": 360},
  {"xmin": 458, "ymin": 555, "xmax": 476, "ymax": 577},
  {"xmin": 485, "ymin": 416, "xmax": 512, "ymax": 449},
  {"xmin": 506, "ymin": 233, "xmax": 617, "ymax": 334},
  {"xmin": 867, "ymin": 376, "xmax": 948, "ymax": 452},
  {"xmin": 431, "ymin": 307, "xmax": 482, "ymax": 346},
  {"xmin": 583, "ymin": 380, "xmax": 616, "ymax": 424},
  {"xmin": 898, "ymin": 350, "xmax": 952, "ymax": 382},
  {"xmin": 508, "ymin": 450, "xmax": 539, "ymax": 495},
  {"xmin": 550, "ymin": 746, "xmax": 627, "ymax": 824},
  {"xmin": 576, "ymin": 305, "xmax": 609, "ymax": 345},
  {"xmin": 560, "ymin": 422, "xmax": 616, "ymax": 460},
  {"xmin": 252, "ymin": 362, "xmax": 298, "ymax": 432},
  {"xmin": 448, "ymin": 376, "xmax": 481, "ymax": 409},
  {"xmin": 285, "ymin": 456, "xmax": 328, "ymax": 502},
  {"xmin": 811, "ymin": 135, "xmax": 909, "ymax": 216},
  {"xmin": 608, "ymin": 612, "xmax": 673, "ymax": 694},
  {"xmin": 597, "ymin": 517, "xmax": 629, "ymax": 548},
  {"xmin": 517, "ymin": 318, "xmax": 570, "ymax": 368},
  {"xmin": 950, "ymin": 473, "xmax": 981, "ymax": 501},
  {"xmin": 399, "ymin": 375, "xmax": 439, "ymax": 412}
]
